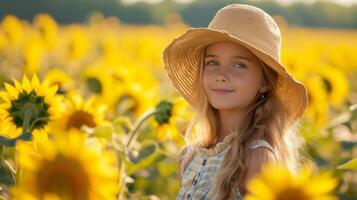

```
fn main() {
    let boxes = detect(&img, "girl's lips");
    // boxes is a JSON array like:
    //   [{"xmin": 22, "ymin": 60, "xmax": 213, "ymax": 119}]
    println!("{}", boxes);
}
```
[{"xmin": 212, "ymin": 89, "xmax": 234, "ymax": 94}]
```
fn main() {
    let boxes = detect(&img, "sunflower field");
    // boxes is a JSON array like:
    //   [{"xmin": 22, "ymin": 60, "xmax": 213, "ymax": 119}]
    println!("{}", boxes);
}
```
[{"xmin": 0, "ymin": 12, "xmax": 356, "ymax": 200}]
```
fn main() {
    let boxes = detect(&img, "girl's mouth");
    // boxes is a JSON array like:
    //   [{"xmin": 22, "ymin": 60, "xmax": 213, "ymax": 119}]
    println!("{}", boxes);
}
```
[{"xmin": 212, "ymin": 89, "xmax": 235, "ymax": 94}]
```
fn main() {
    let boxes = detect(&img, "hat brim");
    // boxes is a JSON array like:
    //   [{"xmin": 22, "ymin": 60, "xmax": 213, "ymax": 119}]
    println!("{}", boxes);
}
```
[{"xmin": 163, "ymin": 28, "xmax": 308, "ymax": 125}]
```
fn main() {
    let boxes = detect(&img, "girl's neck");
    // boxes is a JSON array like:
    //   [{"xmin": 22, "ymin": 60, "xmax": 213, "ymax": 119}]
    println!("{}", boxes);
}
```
[
  {"xmin": 207, "ymin": 107, "xmax": 260, "ymax": 149},
  {"xmin": 217, "ymin": 108, "xmax": 247, "ymax": 137},
  {"xmin": 206, "ymin": 129, "xmax": 236, "ymax": 149}
]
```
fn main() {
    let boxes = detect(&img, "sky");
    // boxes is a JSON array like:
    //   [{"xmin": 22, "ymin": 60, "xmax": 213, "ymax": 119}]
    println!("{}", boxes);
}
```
[{"xmin": 120, "ymin": 0, "xmax": 357, "ymax": 6}]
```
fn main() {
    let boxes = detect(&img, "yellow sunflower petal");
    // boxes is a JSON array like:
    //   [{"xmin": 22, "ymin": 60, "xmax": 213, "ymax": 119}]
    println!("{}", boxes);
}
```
[
  {"xmin": 0, "ymin": 91, "xmax": 10, "ymax": 102},
  {"xmin": 4, "ymin": 82, "xmax": 19, "ymax": 99},
  {"xmin": 304, "ymin": 171, "xmax": 338, "ymax": 195},
  {"xmin": 22, "ymin": 75, "xmax": 33, "ymax": 93},
  {"xmin": 246, "ymin": 177, "xmax": 274, "ymax": 198},
  {"xmin": 13, "ymin": 79, "xmax": 23, "ymax": 92},
  {"xmin": 31, "ymin": 74, "xmax": 40, "ymax": 89},
  {"xmin": 12, "ymin": 131, "xmax": 118, "ymax": 200}
]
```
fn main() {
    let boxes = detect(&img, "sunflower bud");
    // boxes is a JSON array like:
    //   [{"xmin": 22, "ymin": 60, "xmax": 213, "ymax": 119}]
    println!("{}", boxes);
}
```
[{"xmin": 154, "ymin": 100, "xmax": 173, "ymax": 125}]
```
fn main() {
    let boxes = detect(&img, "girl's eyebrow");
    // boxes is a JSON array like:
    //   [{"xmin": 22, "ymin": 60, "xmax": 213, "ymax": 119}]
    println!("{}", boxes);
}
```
[{"xmin": 205, "ymin": 54, "xmax": 252, "ymax": 62}]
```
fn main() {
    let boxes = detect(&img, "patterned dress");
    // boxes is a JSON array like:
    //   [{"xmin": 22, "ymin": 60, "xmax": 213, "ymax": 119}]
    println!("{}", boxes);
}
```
[{"xmin": 176, "ymin": 132, "xmax": 276, "ymax": 200}]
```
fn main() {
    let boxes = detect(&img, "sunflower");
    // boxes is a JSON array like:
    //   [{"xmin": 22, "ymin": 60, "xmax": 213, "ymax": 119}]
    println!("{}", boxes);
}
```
[
  {"xmin": 150, "ymin": 97, "xmax": 193, "ymax": 143},
  {"xmin": 313, "ymin": 64, "xmax": 349, "ymax": 108},
  {"xmin": 113, "ymin": 63, "xmax": 159, "ymax": 118},
  {"xmin": 45, "ymin": 68, "xmax": 75, "ymax": 95},
  {"xmin": 1, "ymin": 15, "xmax": 24, "ymax": 46},
  {"xmin": 81, "ymin": 65, "xmax": 121, "ymax": 109},
  {"xmin": 304, "ymin": 75, "xmax": 329, "ymax": 127},
  {"xmin": 115, "ymin": 80, "xmax": 157, "ymax": 119},
  {"xmin": 11, "ymin": 129, "xmax": 119, "ymax": 200},
  {"xmin": 66, "ymin": 26, "xmax": 89, "ymax": 61},
  {"xmin": 0, "ymin": 74, "xmax": 63, "ymax": 139},
  {"xmin": 54, "ymin": 92, "xmax": 108, "ymax": 132},
  {"xmin": 34, "ymin": 13, "xmax": 58, "ymax": 50},
  {"xmin": 244, "ymin": 162, "xmax": 338, "ymax": 200}
]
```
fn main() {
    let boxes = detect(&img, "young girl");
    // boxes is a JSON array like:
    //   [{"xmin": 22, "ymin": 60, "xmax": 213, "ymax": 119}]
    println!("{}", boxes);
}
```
[{"xmin": 163, "ymin": 3, "xmax": 309, "ymax": 200}]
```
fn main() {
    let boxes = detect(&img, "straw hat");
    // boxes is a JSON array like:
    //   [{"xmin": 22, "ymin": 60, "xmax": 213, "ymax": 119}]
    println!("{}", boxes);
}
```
[{"xmin": 162, "ymin": 3, "xmax": 308, "ymax": 126}]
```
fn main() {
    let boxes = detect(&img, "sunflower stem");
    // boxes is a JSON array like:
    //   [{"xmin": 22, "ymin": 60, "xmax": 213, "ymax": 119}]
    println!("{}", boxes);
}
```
[
  {"xmin": 3, "ymin": 159, "xmax": 16, "ymax": 181},
  {"xmin": 118, "ymin": 160, "xmax": 126, "ymax": 200},
  {"xmin": 0, "ymin": 147, "xmax": 16, "ymax": 185},
  {"xmin": 22, "ymin": 110, "xmax": 33, "ymax": 135},
  {"xmin": 28, "ymin": 117, "xmax": 49, "ymax": 131},
  {"xmin": 20, "ymin": 102, "xmax": 39, "ymax": 134},
  {"xmin": 0, "ymin": 146, "xmax": 3, "ymax": 160},
  {"xmin": 125, "ymin": 108, "xmax": 159, "ymax": 149}
]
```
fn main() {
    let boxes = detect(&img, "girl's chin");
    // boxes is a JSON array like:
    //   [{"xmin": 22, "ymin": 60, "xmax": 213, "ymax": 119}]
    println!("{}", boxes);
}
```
[{"xmin": 210, "ymin": 103, "xmax": 243, "ymax": 110}]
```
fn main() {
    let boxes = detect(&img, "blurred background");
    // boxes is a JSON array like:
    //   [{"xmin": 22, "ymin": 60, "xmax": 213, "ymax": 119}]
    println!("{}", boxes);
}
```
[{"xmin": 0, "ymin": 0, "xmax": 356, "ymax": 199}]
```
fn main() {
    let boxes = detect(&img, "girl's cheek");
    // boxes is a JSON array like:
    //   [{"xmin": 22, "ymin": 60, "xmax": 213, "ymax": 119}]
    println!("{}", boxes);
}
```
[
  {"xmin": 202, "ymin": 72, "xmax": 211, "ymax": 87},
  {"xmin": 203, "ymin": 70, "xmax": 214, "ymax": 81},
  {"xmin": 230, "ymin": 71, "xmax": 245, "ymax": 81}
]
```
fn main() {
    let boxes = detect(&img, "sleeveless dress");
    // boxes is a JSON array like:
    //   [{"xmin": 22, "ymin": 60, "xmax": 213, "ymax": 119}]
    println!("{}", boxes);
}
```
[{"xmin": 176, "ymin": 132, "xmax": 276, "ymax": 200}]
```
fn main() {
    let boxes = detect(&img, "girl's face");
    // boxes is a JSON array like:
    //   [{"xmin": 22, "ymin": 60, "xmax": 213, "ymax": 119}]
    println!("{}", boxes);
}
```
[{"xmin": 203, "ymin": 41, "xmax": 265, "ymax": 110}]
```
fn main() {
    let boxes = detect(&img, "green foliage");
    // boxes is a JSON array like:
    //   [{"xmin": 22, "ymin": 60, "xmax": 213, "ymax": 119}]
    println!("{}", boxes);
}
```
[
  {"xmin": 0, "ymin": 0, "xmax": 356, "ymax": 28},
  {"xmin": 338, "ymin": 159, "xmax": 357, "ymax": 170},
  {"xmin": 126, "ymin": 140, "xmax": 166, "ymax": 175}
]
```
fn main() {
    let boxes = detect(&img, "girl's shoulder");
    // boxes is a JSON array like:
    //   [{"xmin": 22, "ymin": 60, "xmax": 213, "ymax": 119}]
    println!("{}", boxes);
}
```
[{"xmin": 248, "ymin": 139, "xmax": 277, "ymax": 158}]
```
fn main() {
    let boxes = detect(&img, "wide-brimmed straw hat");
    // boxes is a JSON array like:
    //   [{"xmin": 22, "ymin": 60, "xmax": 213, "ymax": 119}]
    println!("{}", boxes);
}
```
[{"xmin": 162, "ymin": 3, "xmax": 308, "ymax": 125}]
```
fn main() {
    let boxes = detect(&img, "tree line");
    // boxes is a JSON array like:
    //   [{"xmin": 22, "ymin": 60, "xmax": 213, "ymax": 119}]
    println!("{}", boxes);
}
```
[{"xmin": 0, "ymin": 0, "xmax": 356, "ymax": 29}]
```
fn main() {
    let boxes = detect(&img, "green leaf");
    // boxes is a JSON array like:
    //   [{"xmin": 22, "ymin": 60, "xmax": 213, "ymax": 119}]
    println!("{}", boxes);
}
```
[
  {"xmin": 0, "ymin": 136, "xmax": 16, "ymax": 147},
  {"xmin": 337, "ymin": 158, "xmax": 357, "ymax": 170},
  {"xmin": 0, "ymin": 161, "xmax": 15, "ymax": 185},
  {"xmin": 0, "ymin": 132, "xmax": 32, "ymax": 147},
  {"xmin": 112, "ymin": 116, "xmax": 132, "ymax": 134},
  {"xmin": 158, "ymin": 161, "xmax": 177, "ymax": 177},
  {"xmin": 92, "ymin": 125, "xmax": 113, "ymax": 140},
  {"xmin": 126, "ymin": 140, "xmax": 165, "ymax": 175}
]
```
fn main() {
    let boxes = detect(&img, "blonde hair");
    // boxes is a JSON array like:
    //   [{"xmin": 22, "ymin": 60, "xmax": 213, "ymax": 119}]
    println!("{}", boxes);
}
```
[{"xmin": 177, "ymin": 45, "xmax": 310, "ymax": 199}]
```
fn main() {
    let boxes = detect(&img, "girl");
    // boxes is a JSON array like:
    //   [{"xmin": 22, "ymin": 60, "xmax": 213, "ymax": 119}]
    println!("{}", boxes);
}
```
[{"xmin": 162, "ymin": 3, "xmax": 309, "ymax": 200}]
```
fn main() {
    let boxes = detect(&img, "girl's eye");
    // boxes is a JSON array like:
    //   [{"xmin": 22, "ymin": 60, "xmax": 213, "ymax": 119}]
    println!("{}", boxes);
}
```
[
  {"xmin": 205, "ymin": 60, "xmax": 218, "ymax": 66},
  {"xmin": 233, "ymin": 63, "xmax": 246, "ymax": 69},
  {"xmin": 204, "ymin": 60, "xmax": 246, "ymax": 69}
]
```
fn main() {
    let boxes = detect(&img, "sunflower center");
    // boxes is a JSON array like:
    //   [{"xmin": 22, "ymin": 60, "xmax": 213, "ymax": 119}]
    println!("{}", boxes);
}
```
[
  {"xmin": 52, "ymin": 81, "xmax": 66, "ymax": 94},
  {"xmin": 155, "ymin": 100, "xmax": 173, "ymax": 125},
  {"xmin": 276, "ymin": 187, "xmax": 310, "ymax": 200},
  {"xmin": 66, "ymin": 110, "xmax": 96, "ymax": 130},
  {"xmin": 322, "ymin": 77, "xmax": 332, "ymax": 94},
  {"xmin": 86, "ymin": 77, "xmax": 102, "ymax": 94},
  {"xmin": 36, "ymin": 155, "xmax": 89, "ymax": 199},
  {"xmin": 8, "ymin": 90, "xmax": 49, "ymax": 131}
]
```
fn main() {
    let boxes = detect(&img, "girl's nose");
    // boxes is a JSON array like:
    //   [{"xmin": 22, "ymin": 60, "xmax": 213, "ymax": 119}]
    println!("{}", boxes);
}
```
[
  {"xmin": 216, "ymin": 73, "xmax": 228, "ymax": 82},
  {"xmin": 214, "ymin": 64, "xmax": 229, "ymax": 82}
]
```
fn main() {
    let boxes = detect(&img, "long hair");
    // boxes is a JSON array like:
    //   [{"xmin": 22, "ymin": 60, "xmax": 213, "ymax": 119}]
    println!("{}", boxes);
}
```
[{"xmin": 177, "ymin": 44, "xmax": 310, "ymax": 199}]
